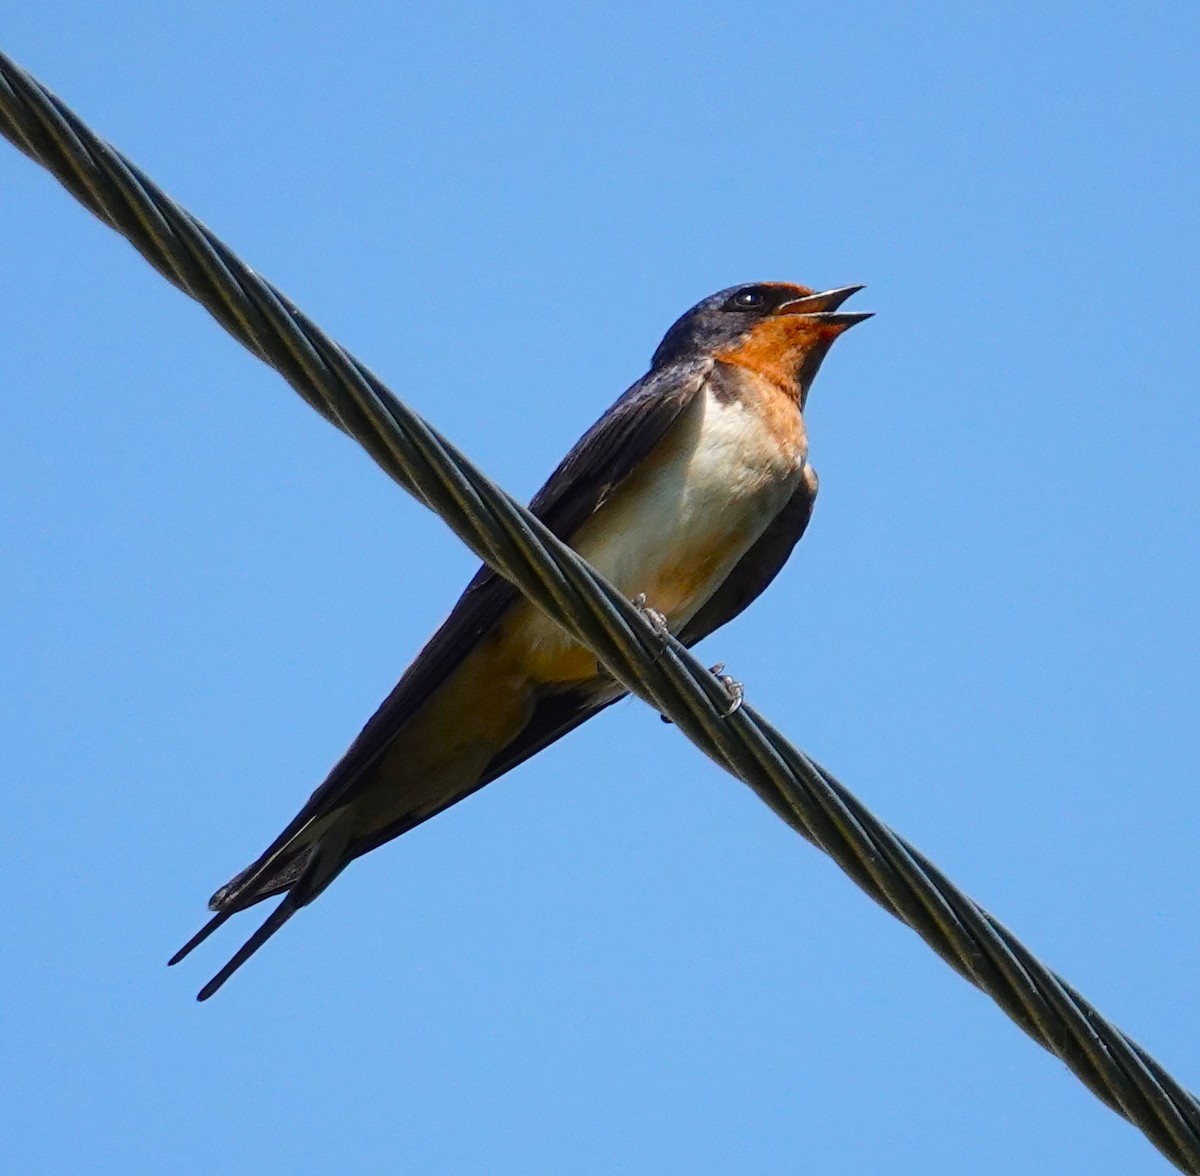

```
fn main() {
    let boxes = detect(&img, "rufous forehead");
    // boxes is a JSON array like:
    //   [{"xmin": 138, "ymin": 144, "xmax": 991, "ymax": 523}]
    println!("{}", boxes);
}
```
[{"xmin": 763, "ymin": 281, "xmax": 816, "ymax": 299}]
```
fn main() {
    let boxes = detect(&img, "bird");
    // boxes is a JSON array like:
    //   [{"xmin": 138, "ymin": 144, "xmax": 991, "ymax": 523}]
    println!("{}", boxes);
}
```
[{"xmin": 170, "ymin": 280, "xmax": 870, "ymax": 999}]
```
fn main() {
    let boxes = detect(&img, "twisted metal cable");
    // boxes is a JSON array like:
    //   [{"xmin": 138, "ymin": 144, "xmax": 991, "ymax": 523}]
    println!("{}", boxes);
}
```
[{"xmin": 2, "ymin": 47, "xmax": 1197, "ymax": 1172}]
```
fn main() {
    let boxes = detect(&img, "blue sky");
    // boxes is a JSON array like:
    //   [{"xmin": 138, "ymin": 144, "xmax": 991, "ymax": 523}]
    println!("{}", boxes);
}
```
[{"xmin": 3, "ymin": 2, "xmax": 1199, "ymax": 1172}]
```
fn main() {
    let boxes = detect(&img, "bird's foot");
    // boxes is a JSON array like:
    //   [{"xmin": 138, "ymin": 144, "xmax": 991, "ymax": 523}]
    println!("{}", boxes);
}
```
[
  {"xmin": 633, "ymin": 593, "xmax": 671, "ymax": 651},
  {"xmin": 659, "ymin": 662, "xmax": 745, "ymax": 725},
  {"xmin": 708, "ymin": 662, "xmax": 745, "ymax": 718}
]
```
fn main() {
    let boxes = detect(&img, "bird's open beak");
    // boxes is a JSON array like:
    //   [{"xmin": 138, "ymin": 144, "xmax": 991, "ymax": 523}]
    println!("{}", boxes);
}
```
[{"xmin": 774, "ymin": 285, "xmax": 872, "ymax": 330}]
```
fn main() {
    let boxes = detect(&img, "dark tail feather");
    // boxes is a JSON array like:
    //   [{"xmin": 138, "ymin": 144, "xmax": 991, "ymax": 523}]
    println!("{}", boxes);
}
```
[
  {"xmin": 190, "ymin": 830, "xmax": 352, "ymax": 1000},
  {"xmin": 168, "ymin": 908, "xmax": 236, "ymax": 967},
  {"xmin": 208, "ymin": 845, "xmax": 310, "ymax": 914},
  {"xmin": 196, "ymin": 894, "xmax": 299, "ymax": 1001},
  {"xmin": 168, "ymin": 847, "xmax": 311, "ymax": 969}
]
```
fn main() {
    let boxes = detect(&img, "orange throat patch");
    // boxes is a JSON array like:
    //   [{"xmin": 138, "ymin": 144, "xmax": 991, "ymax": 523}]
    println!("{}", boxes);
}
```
[{"xmin": 713, "ymin": 315, "xmax": 834, "ymax": 401}]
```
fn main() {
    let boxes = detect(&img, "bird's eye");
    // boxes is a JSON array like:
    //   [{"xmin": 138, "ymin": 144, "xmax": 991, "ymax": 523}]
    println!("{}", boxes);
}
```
[{"xmin": 730, "ymin": 289, "xmax": 766, "ymax": 310}]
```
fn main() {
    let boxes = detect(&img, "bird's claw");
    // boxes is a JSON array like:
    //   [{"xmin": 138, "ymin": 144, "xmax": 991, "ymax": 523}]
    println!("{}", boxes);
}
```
[
  {"xmin": 633, "ymin": 593, "xmax": 671, "ymax": 651},
  {"xmin": 659, "ymin": 662, "xmax": 744, "ymax": 725},
  {"xmin": 709, "ymin": 662, "xmax": 745, "ymax": 718}
]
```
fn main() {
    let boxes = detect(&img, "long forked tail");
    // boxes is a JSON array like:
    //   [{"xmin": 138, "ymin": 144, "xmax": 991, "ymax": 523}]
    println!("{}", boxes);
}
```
[
  {"xmin": 168, "ymin": 886, "xmax": 304, "ymax": 1001},
  {"xmin": 169, "ymin": 826, "xmax": 352, "ymax": 1000},
  {"xmin": 167, "ymin": 842, "xmax": 311, "ymax": 964}
]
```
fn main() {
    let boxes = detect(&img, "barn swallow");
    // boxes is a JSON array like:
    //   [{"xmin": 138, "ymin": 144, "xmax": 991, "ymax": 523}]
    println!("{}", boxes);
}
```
[{"xmin": 170, "ymin": 281, "xmax": 870, "ymax": 999}]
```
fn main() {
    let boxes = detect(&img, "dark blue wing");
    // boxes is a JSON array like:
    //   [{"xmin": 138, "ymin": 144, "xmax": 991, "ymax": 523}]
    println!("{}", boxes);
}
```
[{"xmin": 206, "ymin": 359, "xmax": 710, "ymax": 913}]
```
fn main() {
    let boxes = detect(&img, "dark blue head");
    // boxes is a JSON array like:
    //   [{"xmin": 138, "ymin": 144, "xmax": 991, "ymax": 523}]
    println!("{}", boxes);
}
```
[{"xmin": 650, "ymin": 281, "xmax": 868, "ymax": 370}]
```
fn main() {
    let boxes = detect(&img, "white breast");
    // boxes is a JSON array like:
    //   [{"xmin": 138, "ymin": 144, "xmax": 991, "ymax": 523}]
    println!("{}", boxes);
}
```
[{"xmin": 570, "ymin": 382, "xmax": 806, "ymax": 629}]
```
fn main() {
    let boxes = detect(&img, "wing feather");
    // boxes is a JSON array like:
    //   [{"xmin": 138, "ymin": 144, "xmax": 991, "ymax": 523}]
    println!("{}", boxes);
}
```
[{"xmin": 203, "ymin": 360, "xmax": 709, "ymax": 915}]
